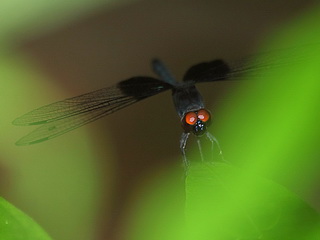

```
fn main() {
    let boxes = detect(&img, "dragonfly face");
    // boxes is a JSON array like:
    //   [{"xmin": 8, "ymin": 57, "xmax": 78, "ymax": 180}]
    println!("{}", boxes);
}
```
[{"xmin": 181, "ymin": 109, "xmax": 212, "ymax": 136}]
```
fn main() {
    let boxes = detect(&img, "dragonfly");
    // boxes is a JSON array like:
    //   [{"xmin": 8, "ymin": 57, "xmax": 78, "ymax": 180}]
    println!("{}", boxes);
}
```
[{"xmin": 13, "ymin": 44, "xmax": 316, "ymax": 166}]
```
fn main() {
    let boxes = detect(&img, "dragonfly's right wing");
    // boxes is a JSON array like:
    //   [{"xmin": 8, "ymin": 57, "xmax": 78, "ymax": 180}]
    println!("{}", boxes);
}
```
[
  {"xmin": 183, "ymin": 59, "xmax": 230, "ymax": 83},
  {"xmin": 13, "ymin": 77, "xmax": 173, "ymax": 145},
  {"xmin": 183, "ymin": 43, "xmax": 320, "ymax": 83}
]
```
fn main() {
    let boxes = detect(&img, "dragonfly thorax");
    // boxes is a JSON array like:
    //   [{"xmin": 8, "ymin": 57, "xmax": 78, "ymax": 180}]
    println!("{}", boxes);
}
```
[{"xmin": 172, "ymin": 85, "xmax": 205, "ymax": 118}]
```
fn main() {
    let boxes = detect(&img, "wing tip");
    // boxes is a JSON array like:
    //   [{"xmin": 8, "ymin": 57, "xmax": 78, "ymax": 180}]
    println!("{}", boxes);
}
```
[
  {"xmin": 12, "ymin": 118, "xmax": 49, "ymax": 126},
  {"xmin": 12, "ymin": 118, "xmax": 22, "ymax": 126},
  {"xmin": 15, "ymin": 137, "xmax": 49, "ymax": 146}
]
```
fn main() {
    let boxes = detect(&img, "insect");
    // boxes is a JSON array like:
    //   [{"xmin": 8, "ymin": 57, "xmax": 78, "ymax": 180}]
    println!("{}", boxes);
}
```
[{"xmin": 13, "ymin": 44, "xmax": 316, "ymax": 166}]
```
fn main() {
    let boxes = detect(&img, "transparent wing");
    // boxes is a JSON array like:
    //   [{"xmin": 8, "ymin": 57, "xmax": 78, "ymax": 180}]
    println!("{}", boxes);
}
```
[
  {"xmin": 14, "ymin": 76, "xmax": 173, "ymax": 145},
  {"xmin": 183, "ymin": 43, "xmax": 320, "ymax": 83},
  {"xmin": 15, "ymin": 100, "xmax": 136, "ymax": 145}
]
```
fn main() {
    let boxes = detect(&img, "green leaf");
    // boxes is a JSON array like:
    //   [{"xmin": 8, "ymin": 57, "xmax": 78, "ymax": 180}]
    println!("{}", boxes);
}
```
[
  {"xmin": 0, "ymin": 198, "xmax": 52, "ymax": 240},
  {"xmin": 185, "ymin": 162, "xmax": 320, "ymax": 240}
]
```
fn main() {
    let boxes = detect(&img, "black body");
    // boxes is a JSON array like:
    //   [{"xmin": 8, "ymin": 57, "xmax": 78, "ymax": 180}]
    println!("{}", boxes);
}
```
[{"xmin": 171, "ymin": 85, "xmax": 205, "ymax": 119}]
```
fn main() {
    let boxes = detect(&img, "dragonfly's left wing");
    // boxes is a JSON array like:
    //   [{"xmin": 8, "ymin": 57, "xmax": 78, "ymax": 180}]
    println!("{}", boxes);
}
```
[{"xmin": 13, "ymin": 77, "xmax": 173, "ymax": 145}]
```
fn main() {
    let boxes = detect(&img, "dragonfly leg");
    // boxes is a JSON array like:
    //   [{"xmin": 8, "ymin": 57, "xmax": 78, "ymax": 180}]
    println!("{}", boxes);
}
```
[
  {"xmin": 206, "ymin": 132, "xmax": 227, "ymax": 163},
  {"xmin": 180, "ymin": 132, "xmax": 190, "ymax": 170},
  {"xmin": 197, "ymin": 138, "xmax": 204, "ymax": 162}
]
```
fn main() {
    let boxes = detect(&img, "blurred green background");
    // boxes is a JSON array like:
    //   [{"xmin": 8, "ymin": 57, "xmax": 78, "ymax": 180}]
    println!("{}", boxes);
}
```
[{"xmin": 0, "ymin": 0, "xmax": 319, "ymax": 240}]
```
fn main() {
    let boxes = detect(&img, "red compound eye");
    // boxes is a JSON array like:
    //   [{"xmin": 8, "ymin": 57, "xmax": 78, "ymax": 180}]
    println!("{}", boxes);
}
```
[
  {"xmin": 197, "ymin": 109, "xmax": 210, "ymax": 122},
  {"xmin": 185, "ymin": 112, "xmax": 197, "ymax": 125}
]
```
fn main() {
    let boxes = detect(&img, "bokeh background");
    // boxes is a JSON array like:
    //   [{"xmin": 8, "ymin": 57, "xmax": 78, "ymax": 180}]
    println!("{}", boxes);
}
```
[{"xmin": 1, "ymin": 0, "xmax": 319, "ymax": 240}]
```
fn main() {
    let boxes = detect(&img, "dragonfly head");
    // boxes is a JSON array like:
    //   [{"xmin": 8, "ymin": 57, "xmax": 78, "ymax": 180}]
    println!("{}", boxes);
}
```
[{"xmin": 182, "ymin": 109, "xmax": 211, "ymax": 136}]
